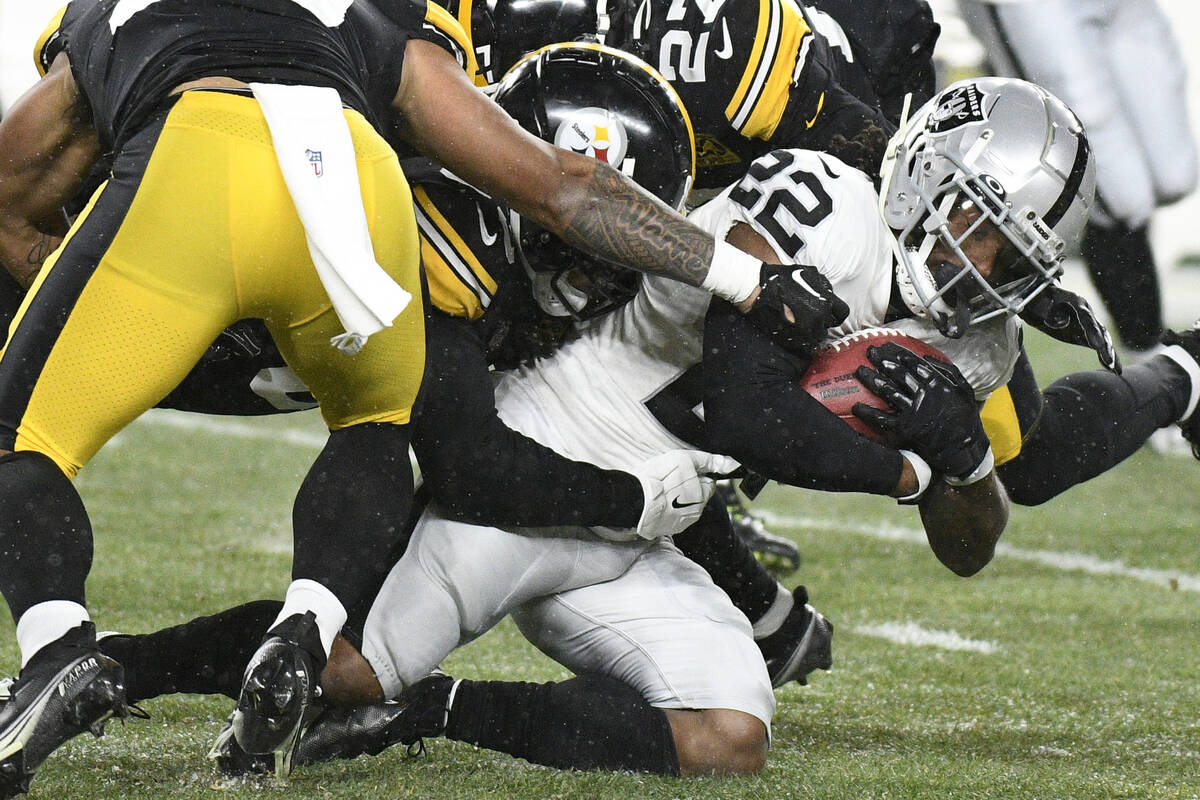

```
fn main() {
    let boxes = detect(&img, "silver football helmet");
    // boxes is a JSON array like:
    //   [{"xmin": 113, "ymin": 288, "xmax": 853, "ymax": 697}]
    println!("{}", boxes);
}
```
[{"xmin": 878, "ymin": 77, "xmax": 1097, "ymax": 337}]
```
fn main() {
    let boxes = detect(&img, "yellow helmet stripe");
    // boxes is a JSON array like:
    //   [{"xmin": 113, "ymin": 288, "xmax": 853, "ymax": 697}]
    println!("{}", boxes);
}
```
[
  {"xmin": 414, "ymin": 186, "xmax": 497, "ymax": 320},
  {"xmin": 725, "ymin": 0, "xmax": 811, "ymax": 140}
]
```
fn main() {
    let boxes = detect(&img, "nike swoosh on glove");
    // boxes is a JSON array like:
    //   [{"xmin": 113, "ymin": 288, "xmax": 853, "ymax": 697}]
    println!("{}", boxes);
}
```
[
  {"xmin": 851, "ymin": 342, "xmax": 992, "ymax": 483},
  {"xmin": 594, "ymin": 450, "xmax": 741, "ymax": 541},
  {"xmin": 747, "ymin": 264, "xmax": 850, "ymax": 356}
]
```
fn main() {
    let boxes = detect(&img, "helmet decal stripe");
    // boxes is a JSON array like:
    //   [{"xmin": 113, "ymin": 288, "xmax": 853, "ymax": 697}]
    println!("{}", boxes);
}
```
[{"xmin": 1043, "ymin": 132, "xmax": 1090, "ymax": 229}]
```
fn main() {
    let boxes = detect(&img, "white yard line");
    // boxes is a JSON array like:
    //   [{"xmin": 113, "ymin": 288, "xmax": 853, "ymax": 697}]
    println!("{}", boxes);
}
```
[
  {"xmin": 852, "ymin": 621, "xmax": 998, "ymax": 654},
  {"xmin": 135, "ymin": 408, "xmax": 427, "ymax": 472},
  {"xmin": 756, "ymin": 510, "xmax": 1200, "ymax": 593},
  {"xmin": 140, "ymin": 408, "xmax": 327, "ymax": 449}
]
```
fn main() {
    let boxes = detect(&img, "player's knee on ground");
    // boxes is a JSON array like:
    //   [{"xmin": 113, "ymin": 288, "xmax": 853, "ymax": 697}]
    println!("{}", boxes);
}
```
[{"xmin": 666, "ymin": 708, "xmax": 768, "ymax": 776}]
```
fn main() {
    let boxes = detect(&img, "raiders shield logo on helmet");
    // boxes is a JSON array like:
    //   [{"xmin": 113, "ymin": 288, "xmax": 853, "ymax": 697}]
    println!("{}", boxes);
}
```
[{"xmin": 928, "ymin": 83, "xmax": 986, "ymax": 133}]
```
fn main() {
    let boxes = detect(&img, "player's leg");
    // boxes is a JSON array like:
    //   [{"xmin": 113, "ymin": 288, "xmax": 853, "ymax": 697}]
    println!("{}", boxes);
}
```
[
  {"xmin": 996, "ymin": 343, "xmax": 1199, "ymax": 505},
  {"xmin": 206, "ymin": 96, "xmax": 428, "ymax": 761},
  {"xmin": 0, "ymin": 98, "xmax": 245, "ymax": 791},
  {"xmin": 282, "ymin": 539, "xmax": 773, "ymax": 776},
  {"xmin": 358, "ymin": 509, "xmax": 651, "ymax": 700},
  {"xmin": 1103, "ymin": 0, "xmax": 1198, "ymax": 210},
  {"xmin": 97, "ymin": 601, "xmax": 282, "ymax": 704},
  {"xmin": 507, "ymin": 538, "xmax": 775, "ymax": 775},
  {"xmin": 673, "ymin": 497, "xmax": 832, "ymax": 687}
]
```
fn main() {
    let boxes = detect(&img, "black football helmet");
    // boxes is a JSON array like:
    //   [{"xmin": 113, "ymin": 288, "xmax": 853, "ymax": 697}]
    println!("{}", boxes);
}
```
[
  {"xmin": 493, "ymin": 42, "xmax": 695, "ymax": 320},
  {"xmin": 469, "ymin": 0, "xmax": 603, "ymax": 85}
]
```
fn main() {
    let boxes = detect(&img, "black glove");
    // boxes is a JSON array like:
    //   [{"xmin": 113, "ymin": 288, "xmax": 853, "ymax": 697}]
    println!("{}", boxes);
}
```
[
  {"xmin": 851, "ymin": 342, "xmax": 992, "ymax": 482},
  {"xmin": 746, "ymin": 264, "xmax": 850, "ymax": 355},
  {"xmin": 1020, "ymin": 285, "xmax": 1121, "ymax": 374}
]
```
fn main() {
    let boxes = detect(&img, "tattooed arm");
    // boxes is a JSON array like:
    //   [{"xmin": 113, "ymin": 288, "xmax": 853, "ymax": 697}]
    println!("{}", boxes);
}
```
[
  {"xmin": 0, "ymin": 53, "xmax": 99, "ymax": 289},
  {"xmin": 393, "ymin": 40, "xmax": 752, "ymax": 306}
]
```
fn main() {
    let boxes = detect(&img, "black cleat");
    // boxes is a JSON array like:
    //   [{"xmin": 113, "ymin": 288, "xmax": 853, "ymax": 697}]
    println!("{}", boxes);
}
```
[
  {"xmin": 0, "ymin": 623, "xmax": 130, "ymax": 798},
  {"xmin": 231, "ymin": 613, "xmax": 324, "ymax": 774},
  {"xmin": 212, "ymin": 672, "xmax": 455, "ymax": 777},
  {"xmin": 716, "ymin": 481, "xmax": 800, "ymax": 576},
  {"xmin": 755, "ymin": 587, "xmax": 833, "ymax": 689},
  {"xmin": 1162, "ymin": 322, "xmax": 1200, "ymax": 459}
]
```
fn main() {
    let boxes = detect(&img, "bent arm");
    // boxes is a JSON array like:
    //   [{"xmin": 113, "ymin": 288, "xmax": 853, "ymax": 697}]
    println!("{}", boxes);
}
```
[
  {"xmin": 918, "ymin": 473, "xmax": 1009, "ymax": 577},
  {"xmin": 412, "ymin": 311, "xmax": 643, "ymax": 528},
  {"xmin": 392, "ymin": 40, "xmax": 720, "ymax": 291},
  {"xmin": 0, "ymin": 53, "xmax": 99, "ymax": 288}
]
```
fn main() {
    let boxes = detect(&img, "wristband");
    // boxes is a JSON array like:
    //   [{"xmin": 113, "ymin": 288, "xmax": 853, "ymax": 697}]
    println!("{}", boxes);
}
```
[
  {"xmin": 1162, "ymin": 343, "xmax": 1200, "ymax": 422},
  {"xmin": 701, "ymin": 239, "xmax": 761, "ymax": 304},
  {"xmin": 943, "ymin": 447, "xmax": 995, "ymax": 487},
  {"xmin": 896, "ymin": 450, "xmax": 932, "ymax": 504}
]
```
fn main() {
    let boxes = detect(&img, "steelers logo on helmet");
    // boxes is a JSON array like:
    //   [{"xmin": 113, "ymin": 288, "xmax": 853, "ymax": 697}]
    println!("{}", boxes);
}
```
[
  {"xmin": 553, "ymin": 108, "xmax": 631, "ymax": 173},
  {"xmin": 491, "ymin": 42, "xmax": 696, "ymax": 321}
]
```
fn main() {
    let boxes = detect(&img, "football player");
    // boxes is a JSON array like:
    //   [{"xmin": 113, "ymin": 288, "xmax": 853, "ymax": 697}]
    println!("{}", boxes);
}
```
[
  {"xmin": 197, "ymin": 53, "xmax": 1014, "ymax": 779},
  {"xmin": 76, "ymin": 68, "xmax": 1200, "ymax": 782},
  {"xmin": 0, "ymin": 2, "xmax": 848, "ymax": 795}
]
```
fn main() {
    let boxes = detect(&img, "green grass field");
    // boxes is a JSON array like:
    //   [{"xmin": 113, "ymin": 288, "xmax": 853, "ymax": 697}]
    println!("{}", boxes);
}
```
[{"xmin": 3, "ymin": 331, "xmax": 1199, "ymax": 799}]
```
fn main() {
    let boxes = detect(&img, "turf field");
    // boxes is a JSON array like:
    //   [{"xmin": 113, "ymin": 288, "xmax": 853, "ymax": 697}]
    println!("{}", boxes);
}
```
[{"xmin": 2, "ymin": 330, "xmax": 1198, "ymax": 800}]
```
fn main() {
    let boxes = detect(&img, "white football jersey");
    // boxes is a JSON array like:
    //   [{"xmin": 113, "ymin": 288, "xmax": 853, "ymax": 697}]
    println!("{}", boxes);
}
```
[{"xmin": 492, "ymin": 147, "xmax": 1023, "ymax": 474}]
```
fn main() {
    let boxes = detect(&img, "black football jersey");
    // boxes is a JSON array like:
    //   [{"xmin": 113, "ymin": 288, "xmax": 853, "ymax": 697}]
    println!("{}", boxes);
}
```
[
  {"xmin": 611, "ymin": 0, "xmax": 892, "ymax": 188},
  {"xmin": 49, "ymin": 0, "xmax": 469, "ymax": 152}
]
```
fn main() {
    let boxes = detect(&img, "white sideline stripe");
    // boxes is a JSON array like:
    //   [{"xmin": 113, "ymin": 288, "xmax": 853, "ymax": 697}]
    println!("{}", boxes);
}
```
[
  {"xmin": 756, "ymin": 511, "xmax": 1200, "ymax": 593},
  {"xmin": 853, "ymin": 621, "xmax": 998, "ymax": 654}
]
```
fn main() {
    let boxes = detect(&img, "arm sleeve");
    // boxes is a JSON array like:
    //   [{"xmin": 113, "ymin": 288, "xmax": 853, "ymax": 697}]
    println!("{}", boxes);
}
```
[
  {"xmin": 703, "ymin": 298, "xmax": 903, "ymax": 495},
  {"xmin": 412, "ymin": 311, "xmax": 643, "ymax": 528}
]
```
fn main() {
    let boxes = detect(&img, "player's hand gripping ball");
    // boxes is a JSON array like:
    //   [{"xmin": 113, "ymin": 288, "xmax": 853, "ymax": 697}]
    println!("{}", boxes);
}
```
[{"xmin": 799, "ymin": 328, "xmax": 947, "ymax": 444}]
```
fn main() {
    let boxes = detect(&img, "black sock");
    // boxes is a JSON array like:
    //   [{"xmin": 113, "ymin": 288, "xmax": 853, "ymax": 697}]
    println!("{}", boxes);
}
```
[
  {"xmin": 1081, "ymin": 221, "xmax": 1163, "ymax": 351},
  {"xmin": 444, "ymin": 675, "xmax": 680, "ymax": 775},
  {"xmin": 293, "ymin": 423, "xmax": 415, "ymax": 631},
  {"xmin": 674, "ymin": 498, "xmax": 779, "ymax": 624},
  {"xmin": 0, "ymin": 451, "xmax": 93, "ymax": 620},
  {"xmin": 99, "ymin": 600, "xmax": 282, "ymax": 703}
]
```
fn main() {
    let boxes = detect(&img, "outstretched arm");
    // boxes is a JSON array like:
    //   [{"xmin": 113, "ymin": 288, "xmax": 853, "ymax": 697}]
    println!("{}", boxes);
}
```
[
  {"xmin": 392, "ymin": 40, "xmax": 721, "ymax": 292},
  {"xmin": 0, "ymin": 53, "xmax": 99, "ymax": 288}
]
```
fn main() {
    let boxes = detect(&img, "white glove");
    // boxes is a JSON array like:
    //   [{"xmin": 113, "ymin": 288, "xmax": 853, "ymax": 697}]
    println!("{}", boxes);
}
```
[{"xmin": 594, "ymin": 450, "xmax": 741, "ymax": 541}]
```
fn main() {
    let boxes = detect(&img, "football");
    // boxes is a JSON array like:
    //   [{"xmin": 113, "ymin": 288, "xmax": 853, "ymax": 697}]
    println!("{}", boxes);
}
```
[{"xmin": 801, "ymin": 328, "xmax": 948, "ymax": 443}]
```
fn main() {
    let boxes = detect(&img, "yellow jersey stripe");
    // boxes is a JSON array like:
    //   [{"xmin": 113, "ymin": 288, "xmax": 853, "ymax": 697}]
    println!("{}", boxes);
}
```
[
  {"xmin": 981, "ymin": 385, "xmax": 1023, "ymax": 466},
  {"xmin": 413, "ymin": 186, "xmax": 497, "ymax": 320},
  {"xmin": 725, "ymin": 0, "xmax": 812, "ymax": 140},
  {"xmin": 426, "ymin": 1, "xmax": 480, "ymax": 79},
  {"xmin": 34, "ymin": 5, "xmax": 68, "ymax": 77}
]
